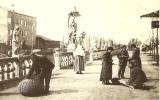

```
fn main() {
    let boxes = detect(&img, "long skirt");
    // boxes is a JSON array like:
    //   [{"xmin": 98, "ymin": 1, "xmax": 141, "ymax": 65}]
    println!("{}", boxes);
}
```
[
  {"xmin": 100, "ymin": 61, "xmax": 112, "ymax": 81},
  {"xmin": 74, "ymin": 55, "xmax": 85, "ymax": 72}
]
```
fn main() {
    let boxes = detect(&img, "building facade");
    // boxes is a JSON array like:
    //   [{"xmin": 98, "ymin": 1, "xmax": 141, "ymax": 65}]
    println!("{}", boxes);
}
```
[
  {"xmin": 0, "ymin": 6, "xmax": 36, "ymax": 55},
  {"xmin": 8, "ymin": 10, "xmax": 37, "ymax": 49}
]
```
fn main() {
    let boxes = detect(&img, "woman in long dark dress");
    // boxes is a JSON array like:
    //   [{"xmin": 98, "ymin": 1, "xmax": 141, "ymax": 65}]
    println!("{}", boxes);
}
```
[{"xmin": 100, "ymin": 47, "xmax": 113, "ymax": 85}]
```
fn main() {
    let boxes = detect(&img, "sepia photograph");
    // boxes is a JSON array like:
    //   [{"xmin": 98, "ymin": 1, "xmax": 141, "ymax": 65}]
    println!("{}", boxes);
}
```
[{"xmin": 0, "ymin": 0, "xmax": 159, "ymax": 100}]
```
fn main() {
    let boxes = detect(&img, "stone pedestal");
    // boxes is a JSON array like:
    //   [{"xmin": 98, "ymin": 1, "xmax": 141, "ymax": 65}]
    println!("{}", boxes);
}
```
[
  {"xmin": 54, "ymin": 48, "xmax": 61, "ymax": 70},
  {"xmin": 67, "ymin": 43, "xmax": 75, "ymax": 52},
  {"xmin": 89, "ymin": 50, "xmax": 94, "ymax": 62}
]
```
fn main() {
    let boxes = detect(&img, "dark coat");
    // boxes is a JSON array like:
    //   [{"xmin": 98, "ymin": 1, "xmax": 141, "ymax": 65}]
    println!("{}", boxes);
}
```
[
  {"xmin": 117, "ymin": 50, "xmax": 129, "ymax": 66},
  {"xmin": 128, "ymin": 67, "xmax": 147, "ymax": 87},
  {"xmin": 128, "ymin": 58, "xmax": 142, "ymax": 69},
  {"xmin": 100, "ymin": 51, "xmax": 113, "ymax": 81},
  {"xmin": 26, "ymin": 54, "xmax": 55, "ymax": 79},
  {"xmin": 129, "ymin": 48, "xmax": 142, "ymax": 69}
]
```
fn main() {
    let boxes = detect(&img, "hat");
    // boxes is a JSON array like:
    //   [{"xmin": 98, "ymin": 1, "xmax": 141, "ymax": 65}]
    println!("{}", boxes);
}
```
[
  {"xmin": 107, "ymin": 47, "xmax": 113, "ymax": 51},
  {"xmin": 131, "ymin": 44, "xmax": 136, "ymax": 48},
  {"xmin": 122, "ymin": 45, "xmax": 126, "ymax": 48}
]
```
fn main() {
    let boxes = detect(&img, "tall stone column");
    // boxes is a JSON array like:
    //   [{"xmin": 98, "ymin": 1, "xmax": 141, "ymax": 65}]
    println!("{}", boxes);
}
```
[
  {"xmin": 67, "ymin": 7, "xmax": 80, "ymax": 52},
  {"xmin": 54, "ymin": 48, "xmax": 61, "ymax": 70},
  {"xmin": 89, "ymin": 49, "xmax": 94, "ymax": 62}
]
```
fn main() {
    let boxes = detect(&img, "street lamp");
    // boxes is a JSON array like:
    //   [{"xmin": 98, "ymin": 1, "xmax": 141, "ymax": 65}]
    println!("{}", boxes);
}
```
[{"xmin": 68, "ymin": 6, "xmax": 80, "ymax": 27}]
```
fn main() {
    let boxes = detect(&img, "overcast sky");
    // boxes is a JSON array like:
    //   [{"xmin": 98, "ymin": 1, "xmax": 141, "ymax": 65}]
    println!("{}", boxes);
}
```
[{"xmin": 0, "ymin": 0, "xmax": 159, "ymax": 44}]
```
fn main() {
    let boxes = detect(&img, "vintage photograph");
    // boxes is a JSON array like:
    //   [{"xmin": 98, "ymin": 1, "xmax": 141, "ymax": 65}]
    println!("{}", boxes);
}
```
[{"xmin": 0, "ymin": 0, "xmax": 159, "ymax": 100}]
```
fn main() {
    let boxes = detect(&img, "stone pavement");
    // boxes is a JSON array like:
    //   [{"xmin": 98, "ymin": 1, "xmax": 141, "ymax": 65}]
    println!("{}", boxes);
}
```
[{"xmin": 0, "ymin": 53, "xmax": 159, "ymax": 100}]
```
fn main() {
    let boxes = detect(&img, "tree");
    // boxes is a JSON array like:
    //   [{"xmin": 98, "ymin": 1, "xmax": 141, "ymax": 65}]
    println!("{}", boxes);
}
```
[{"xmin": 128, "ymin": 38, "xmax": 141, "ymax": 49}]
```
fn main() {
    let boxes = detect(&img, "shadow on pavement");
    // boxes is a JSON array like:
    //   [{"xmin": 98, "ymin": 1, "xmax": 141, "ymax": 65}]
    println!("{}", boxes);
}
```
[
  {"xmin": 28, "ymin": 89, "xmax": 79, "ymax": 97},
  {"xmin": 147, "ymin": 59, "xmax": 156, "ymax": 61},
  {"xmin": 83, "ymin": 72, "xmax": 100, "ymax": 74},
  {"xmin": 0, "ymin": 92, "xmax": 20, "ymax": 96},
  {"xmin": 52, "ymin": 73, "xmax": 61, "ymax": 75},
  {"xmin": 7, "ymin": 89, "xmax": 79, "ymax": 97},
  {"xmin": 146, "ymin": 77, "xmax": 159, "ymax": 81},
  {"xmin": 140, "ymin": 85, "xmax": 156, "ymax": 90},
  {"xmin": 52, "ymin": 76, "xmax": 67, "ymax": 79},
  {"xmin": 48, "ymin": 89, "xmax": 78, "ymax": 95},
  {"xmin": 151, "ymin": 63, "xmax": 159, "ymax": 66}
]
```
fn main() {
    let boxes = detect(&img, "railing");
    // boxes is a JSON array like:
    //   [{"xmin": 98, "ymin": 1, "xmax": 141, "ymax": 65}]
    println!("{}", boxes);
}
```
[
  {"xmin": 60, "ymin": 52, "xmax": 73, "ymax": 68},
  {"xmin": 0, "ymin": 56, "xmax": 32, "ymax": 90},
  {"xmin": 54, "ymin": 50, "xmax": 74, "ymax": 69}
]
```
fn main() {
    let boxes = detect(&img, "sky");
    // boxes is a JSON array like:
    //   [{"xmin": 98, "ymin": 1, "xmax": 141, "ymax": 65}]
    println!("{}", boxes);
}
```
[{"xmin": 0, "ymin": 0, "xmax": 160, "ymax": 44}]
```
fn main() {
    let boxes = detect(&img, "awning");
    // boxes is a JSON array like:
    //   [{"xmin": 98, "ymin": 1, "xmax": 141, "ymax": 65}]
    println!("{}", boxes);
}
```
[
  {"xmin": 140, "ymin": 10, "xmax": 159, "ymax": 18},
  {"xmin": 68, "ymin": 11, "xmax": 81, "ymax": 17},
  {"xmin": 37, "ymin": 35, "xmax": 60, "ymax": 42}
]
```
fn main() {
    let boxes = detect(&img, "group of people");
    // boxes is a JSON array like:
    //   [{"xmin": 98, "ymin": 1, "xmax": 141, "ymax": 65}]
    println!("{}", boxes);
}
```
[
  {"xmin": 18, "ymin": 43, "xmax": 147, "ymax": 96},
  {"xmin": 100, "ymin": 44, "xmax": 147, "ymax": 89}
]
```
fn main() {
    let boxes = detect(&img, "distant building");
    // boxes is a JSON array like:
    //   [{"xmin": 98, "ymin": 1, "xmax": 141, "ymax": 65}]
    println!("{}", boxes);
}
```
[
  {"xmin": 0, "ymin": 6, "xmax": 36, "ymax": 54},
  {"xmin": 36, "ymin": 35, "xmax": 61, "ymax": 50}
]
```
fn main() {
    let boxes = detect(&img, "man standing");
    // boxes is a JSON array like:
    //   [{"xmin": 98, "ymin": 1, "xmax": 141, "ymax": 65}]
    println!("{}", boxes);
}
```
[{"xmin": 117, "ymin": 45, "xmax": 129, "ymax": 79}]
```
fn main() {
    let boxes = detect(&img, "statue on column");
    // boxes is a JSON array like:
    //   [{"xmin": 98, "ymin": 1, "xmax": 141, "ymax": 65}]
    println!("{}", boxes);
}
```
[
  {"xmin": 67, "ymin": 6, "xmax": 80, "ymax": 52},
  {"xmin": 68, "ymin": 18, "xmax": 77, "ymax": 44},
  {"xmin": 12, "ymin": 25, "xmax": 21, "ymax": 57},
  {"xmin": 12, "ymin": 25, "xmax": 27, "ymax": 57}
]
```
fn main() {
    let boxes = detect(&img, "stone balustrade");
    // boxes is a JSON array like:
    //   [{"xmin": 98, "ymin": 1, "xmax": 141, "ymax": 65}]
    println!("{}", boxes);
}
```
[
  {"xmin": 54, "ymin": 50, "xmax": 74, "ymax": 69},
  {"xmin": 60, "ymin": 52, "xmax": 73, "ymax": 69},
  {"xmin": 0, "ymin": 55, "xmax": 32, "ymax": 90}
]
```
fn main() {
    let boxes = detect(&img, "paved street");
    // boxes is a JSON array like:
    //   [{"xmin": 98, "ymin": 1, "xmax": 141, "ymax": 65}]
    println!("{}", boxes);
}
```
[{"xmin": 0, "ymin": 53, "xmax": 159, "ymax": 100}]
